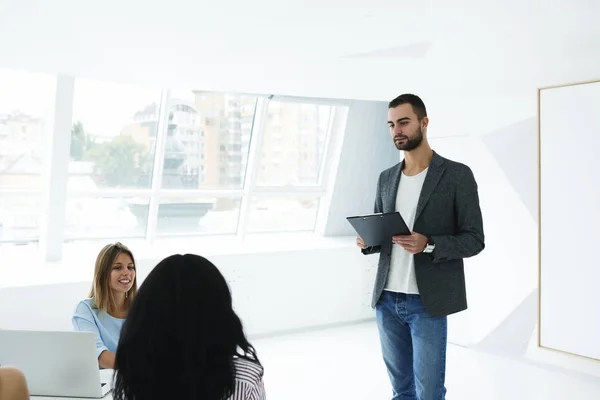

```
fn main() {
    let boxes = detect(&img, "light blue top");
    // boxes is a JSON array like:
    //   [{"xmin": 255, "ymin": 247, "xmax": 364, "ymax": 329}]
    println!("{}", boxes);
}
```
[{"xmin": 72, "ymin": 298, "xmax": 125, "ymax": 359}]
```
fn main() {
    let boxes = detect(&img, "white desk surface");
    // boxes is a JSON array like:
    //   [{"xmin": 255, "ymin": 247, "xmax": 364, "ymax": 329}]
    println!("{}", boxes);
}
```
[
  {"xmin": 31, "ymin": 394, "xmax": 112, "ymax": 400},
  {"xmin": 30, "ymin": 370, "xmax": 113, "ymax": 399}
]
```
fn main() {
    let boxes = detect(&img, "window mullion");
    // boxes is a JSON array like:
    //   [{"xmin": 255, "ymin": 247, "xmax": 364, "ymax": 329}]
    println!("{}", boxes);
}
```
[
  {"xmin": 145, "ymin": 89, "xmax": 171, "ymax": 245},
  {"xmin": 314, "ymin": 105, "xmax": 348, "ymax": 236},
  {"xmin": 317, "ymin": 106, "xmax": 338, "ymax": 187},
  {"xmin": 237, "ymin": 97, "xmax": 269, "ymax": 238}
]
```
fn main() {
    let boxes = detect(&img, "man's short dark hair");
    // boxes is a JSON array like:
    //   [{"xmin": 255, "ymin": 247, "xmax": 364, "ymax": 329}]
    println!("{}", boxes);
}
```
[{"xmin": 388, "ymin": 94, "xmax": 427, "ymax": 120}]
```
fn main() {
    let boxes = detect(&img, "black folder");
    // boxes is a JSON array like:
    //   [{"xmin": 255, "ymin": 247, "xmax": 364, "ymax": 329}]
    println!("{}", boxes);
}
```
[{"xmin": 346, "ymin": 212, "xmax": 411, "ymax": 246}]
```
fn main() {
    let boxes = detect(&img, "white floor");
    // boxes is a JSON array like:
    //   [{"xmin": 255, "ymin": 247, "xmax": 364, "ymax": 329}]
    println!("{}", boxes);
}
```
[{"xmin": 253, "ymin": 321, "xmax": 600, "ymax": 400}]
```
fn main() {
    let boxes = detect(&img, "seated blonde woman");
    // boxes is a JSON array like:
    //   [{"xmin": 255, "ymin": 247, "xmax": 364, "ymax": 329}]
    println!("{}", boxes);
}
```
[
  {"xmin": 0, "ymin": 367, "xmax": 29, "ymax": 400},
  {"xmin": 72, "ymin": 242, "xmax": 138, "ymax": 369}
]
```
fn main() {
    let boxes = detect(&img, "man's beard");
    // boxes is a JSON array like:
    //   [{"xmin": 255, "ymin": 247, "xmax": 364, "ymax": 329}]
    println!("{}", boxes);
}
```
[{"xmin": 394, "ymin": 126, "xmax": 423, "ymax": 151}]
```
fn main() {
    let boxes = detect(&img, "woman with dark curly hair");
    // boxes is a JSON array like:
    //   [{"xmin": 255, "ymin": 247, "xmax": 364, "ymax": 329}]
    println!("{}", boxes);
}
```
[{"xmin": 113, "ymin": 253, "xmax": 265, "ymax": 400}]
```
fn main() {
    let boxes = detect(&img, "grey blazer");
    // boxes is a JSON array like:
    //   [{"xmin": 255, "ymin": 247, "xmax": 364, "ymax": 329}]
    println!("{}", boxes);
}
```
[{"xmin": 362, "ymin": 151, "xmax": 485, "ymax": 317}]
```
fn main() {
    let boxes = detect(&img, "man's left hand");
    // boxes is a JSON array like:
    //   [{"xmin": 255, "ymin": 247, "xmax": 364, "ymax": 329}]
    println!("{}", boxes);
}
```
[{"xmin": 392, "ymin": 231, "xmax": 428, "ymax": 254}]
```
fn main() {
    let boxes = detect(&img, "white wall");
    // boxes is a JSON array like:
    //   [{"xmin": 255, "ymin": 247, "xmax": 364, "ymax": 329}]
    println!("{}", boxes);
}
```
[
  {"xmin": 323, "ymin": 100, "xmax": 397, "ymax": 236},
  {"xmin": 429, "ymin": 133, "xmax": 538, "ymax": 347},
  {"xmin": 427, "ymin": 80, "xmax": 600, "ymax": 377}
]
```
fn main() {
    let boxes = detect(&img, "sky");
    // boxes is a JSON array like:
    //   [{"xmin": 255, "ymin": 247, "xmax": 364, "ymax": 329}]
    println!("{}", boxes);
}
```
[
  {"xmin": 0, "ymin": 68, "xmax": 56, "ymax": 119},
  {"xmin": 72, "ymin": 77, "xmax": 163, "ymax": 137}
]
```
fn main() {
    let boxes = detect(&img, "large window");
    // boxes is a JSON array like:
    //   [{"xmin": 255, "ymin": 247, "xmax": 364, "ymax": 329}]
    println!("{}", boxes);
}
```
[
  {"xmin": 0, "ymin": 69, "xmax": 349, "ymax": 255},
  {"xmin": 0, "ymin": 68, "xmax": 56, "ymax": 243}
]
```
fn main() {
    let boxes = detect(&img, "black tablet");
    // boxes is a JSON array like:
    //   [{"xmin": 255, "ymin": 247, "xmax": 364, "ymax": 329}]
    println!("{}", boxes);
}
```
[{"xmin": 346, "ymin": 212, "xmax": 411, "ymax": 246}]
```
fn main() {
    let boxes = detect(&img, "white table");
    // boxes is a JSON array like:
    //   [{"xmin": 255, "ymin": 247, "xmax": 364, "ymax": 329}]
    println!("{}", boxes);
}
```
[{"xmin": 32, "ymin": 394, "xmax": 112, "ymax": 400}]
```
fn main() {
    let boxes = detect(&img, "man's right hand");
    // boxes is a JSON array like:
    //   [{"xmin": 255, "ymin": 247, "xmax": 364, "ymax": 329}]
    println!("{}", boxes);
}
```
[{"xmin": 356, "ymin": 236, "xmax": 369, "ymax": 249}]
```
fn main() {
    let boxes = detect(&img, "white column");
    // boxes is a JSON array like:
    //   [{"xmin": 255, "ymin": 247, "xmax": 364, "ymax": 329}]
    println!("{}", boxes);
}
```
[{"xmin": 39, "ymin": 75, "xmax": 75, "ymax": 262}]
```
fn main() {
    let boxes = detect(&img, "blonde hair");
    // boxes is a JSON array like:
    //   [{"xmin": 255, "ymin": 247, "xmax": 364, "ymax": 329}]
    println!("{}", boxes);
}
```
[{"xmin": 89, "ymin": 242, "xmax": 138, "ymax": 315}]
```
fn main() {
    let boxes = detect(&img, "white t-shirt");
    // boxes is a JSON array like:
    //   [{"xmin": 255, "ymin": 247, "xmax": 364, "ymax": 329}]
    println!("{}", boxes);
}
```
[{"xmin": 384, "ymin": 168, "xmax": 428, "ymax": 294}]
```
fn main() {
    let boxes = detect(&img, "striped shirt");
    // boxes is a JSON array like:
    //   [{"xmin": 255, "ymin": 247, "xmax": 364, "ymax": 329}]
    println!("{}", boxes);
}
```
[{"xmin": 230, "ymin": 358, "xmax": 266, "ymax": 400}]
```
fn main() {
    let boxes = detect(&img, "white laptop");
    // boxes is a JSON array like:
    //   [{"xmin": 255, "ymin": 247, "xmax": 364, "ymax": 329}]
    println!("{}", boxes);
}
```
[{"xmin": 0, "ymin": 330, "xmax": 112, "ymax": 398}]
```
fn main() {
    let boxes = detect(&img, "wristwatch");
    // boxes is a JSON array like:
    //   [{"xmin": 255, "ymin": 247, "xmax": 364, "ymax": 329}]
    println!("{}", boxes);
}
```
[{"xmin": 422, "ymin": 236, "xmax": 435, "ymax": 253}]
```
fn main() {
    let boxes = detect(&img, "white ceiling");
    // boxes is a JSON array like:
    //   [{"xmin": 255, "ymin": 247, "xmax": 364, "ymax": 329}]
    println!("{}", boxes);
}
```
[{"xmin": 0, "ymin": 0, "xmax": 599, "ymax": 102}]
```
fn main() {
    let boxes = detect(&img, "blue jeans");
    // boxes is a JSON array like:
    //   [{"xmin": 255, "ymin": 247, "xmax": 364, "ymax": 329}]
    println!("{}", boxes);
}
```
[{"xmin": 375, "ymin": 291, "xmax": 447, "ymax": 400}]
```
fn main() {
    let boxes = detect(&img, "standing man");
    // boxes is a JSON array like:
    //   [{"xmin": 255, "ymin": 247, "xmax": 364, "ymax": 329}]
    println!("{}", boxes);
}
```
[{"xmin": 357, "ymin": 94, "xmax": 484, "ymax": 400}]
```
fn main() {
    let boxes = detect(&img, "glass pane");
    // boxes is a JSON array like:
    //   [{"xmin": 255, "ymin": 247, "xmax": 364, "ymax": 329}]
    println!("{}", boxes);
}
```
[
  {"xmin": 68, "ymin": 79, "xmax": 162, "ymax": 190},
  {"xmin": 246, "ymin": 196, "xmax": 320, "ymax": 232},
  {"xmin": 156, "ymin": 197, "xmax": 241, "ymax": 236},
  {"xmin": 64, "ymin": 197, "xmax": 149, "ymax": 239},
  {"xmin": 161, "ymin": 91, "xmax": 257, "ymax": 190},
  {"xmin": 0, "ymin": 68, "xmax": 56, "ymax": 190},
  {"xmin": 0, "ymin": 196, "xmax": 41, "ymax": 242},
  {"xmin": 256, "ymin": 102, "xmax": 332, "ymax": 186}
]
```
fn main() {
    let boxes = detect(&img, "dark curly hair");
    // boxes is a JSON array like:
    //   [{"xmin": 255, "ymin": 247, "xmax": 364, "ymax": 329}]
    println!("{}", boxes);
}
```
[{"xmin": 112, "ymin": 253, "xmax": 261, "ymax": 400}]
